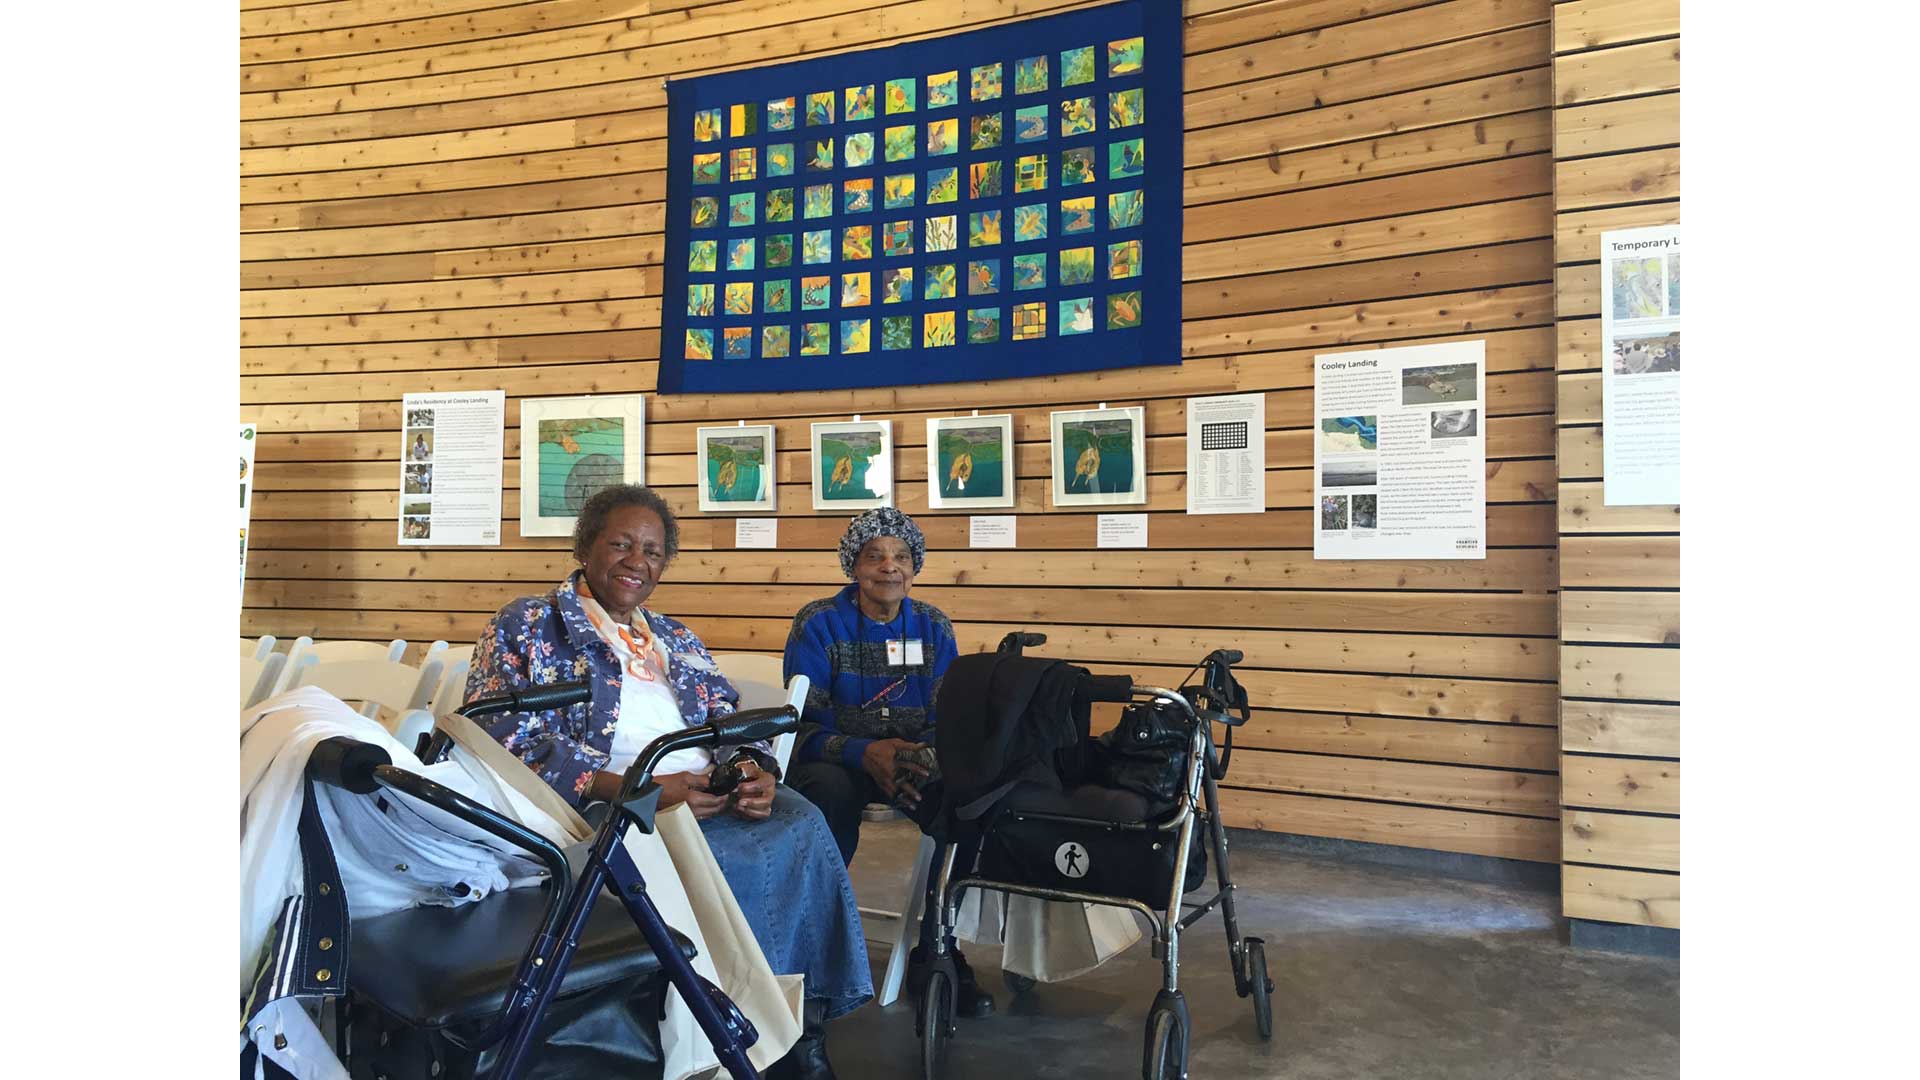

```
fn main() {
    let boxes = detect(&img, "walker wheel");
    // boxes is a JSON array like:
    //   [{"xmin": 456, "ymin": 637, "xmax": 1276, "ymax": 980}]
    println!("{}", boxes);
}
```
[
  {"xmin": 1003, "ymin": 970, "xmax": 1037, "ymax": 996},
  {"xmin": 920, "ymin": 968, "xmax": 954, "ymax": 1080},
  {"xmin": 1246, "ymin": 938, "xmax": 1273, "ymax": 1040},
  {"xmin": 1143, "ymin": 1006, "xmax": 1186, "ymax": 1080}
]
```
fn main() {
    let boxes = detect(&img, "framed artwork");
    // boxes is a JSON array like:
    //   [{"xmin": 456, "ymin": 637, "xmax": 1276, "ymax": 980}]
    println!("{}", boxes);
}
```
[
  {"xmin": 1050, "ymin": 405, "xmax": 1146, "ymax": 506},
  {"xmin": 658, "ymin": 0, "xmax": 1183, "ymax": 394},
  {"xmin": 926, "ymin": 413, "xmax": 1016, "ymax": 509},
  {"xmin": 810, "ymin": 419, "xmax": 894, "ymax": 510},
  {"xmin": 519, "ymin": 395, "xmax": 646, "ymax": 537},
  {"xmin": 696, "ymin": 424, "xmax": 778, "ymax": 512}
]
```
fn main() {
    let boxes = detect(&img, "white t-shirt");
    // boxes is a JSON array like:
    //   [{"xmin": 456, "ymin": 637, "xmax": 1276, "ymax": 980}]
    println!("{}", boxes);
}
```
[{"xmin": 579, "ymin": 596, "xmax": 712, "ymax": 778}]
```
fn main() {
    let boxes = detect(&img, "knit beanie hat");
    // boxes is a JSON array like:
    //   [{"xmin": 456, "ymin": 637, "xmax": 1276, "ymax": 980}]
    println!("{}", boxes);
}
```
[{"xmin": 838, "ymin": 506, "xmax": 927, "ymax": 577}]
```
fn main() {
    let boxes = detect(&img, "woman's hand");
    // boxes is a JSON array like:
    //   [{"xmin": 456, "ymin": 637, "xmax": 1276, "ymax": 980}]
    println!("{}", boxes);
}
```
[
  {"xmin": 656, "ymin": 770, "xmax": 730, "ymax": 820},
  {"xmin": 729, "ymin": 759, "xmax": 776, "ymax": 821}
]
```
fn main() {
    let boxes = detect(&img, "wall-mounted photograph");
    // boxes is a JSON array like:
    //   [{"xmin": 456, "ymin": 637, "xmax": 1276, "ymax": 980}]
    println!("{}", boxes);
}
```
[
  {"xmin": 926, "ymin": 414, "xmax": 1016, "ymax": 510},
  {"xmin": 697, "ymin": 425, "xmax": 777, "ymax": 513},
  {"xmin": 1050, "ymin": 406, "xmax": 1147, "ymax": 507},
  {"xmin": 519, "ymin": 395, "xmax": 646, "ymax": 537},
  {"xmin": 810, "ymin": 420, "xmax": 893, "ymax": 510}
]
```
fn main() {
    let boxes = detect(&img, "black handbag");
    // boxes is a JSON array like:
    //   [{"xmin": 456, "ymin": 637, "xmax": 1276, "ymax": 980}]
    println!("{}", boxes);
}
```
[{"xmin": 1091, "ymin": 700, "xmax": 1191, "ymax": 810}]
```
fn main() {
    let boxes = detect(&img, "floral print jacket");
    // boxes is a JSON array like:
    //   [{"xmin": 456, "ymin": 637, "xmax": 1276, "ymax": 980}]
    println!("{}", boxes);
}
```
[{"xmin": 467, "ymin": 572, "xmax": 759, "ymax": 807}]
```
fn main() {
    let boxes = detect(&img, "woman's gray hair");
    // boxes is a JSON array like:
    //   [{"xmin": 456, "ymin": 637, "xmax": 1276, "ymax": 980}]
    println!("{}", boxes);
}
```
[{"xmin": 572, "ymin": 484, "xmax": 680, "ymax": 565}]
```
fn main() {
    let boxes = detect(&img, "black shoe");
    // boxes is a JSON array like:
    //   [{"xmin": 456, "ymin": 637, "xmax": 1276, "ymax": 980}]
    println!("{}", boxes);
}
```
[
  {"xmin": 909, "ymin": 942, "xmax": 996, "ymax": 1019},
  {"xmin": 774, "ymin": 998, "xmax": 836, "ymax": 1080}
]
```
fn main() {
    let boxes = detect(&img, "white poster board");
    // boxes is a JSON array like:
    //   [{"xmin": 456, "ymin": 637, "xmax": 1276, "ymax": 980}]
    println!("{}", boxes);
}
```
[
  {"xmin": 399, "ymin": 391, "xmax": 506, "ymax": 546},
  {"xmin": 240, "ymin": 424, "xmax": 257, "ymax": 601},
  {"xmin": 519, "ymin": 394, "xmax": 645, "ymax": 537},
  {"xmin": 1313, "ymin": 340, "xmax": 1486, "ymax": 560},
  {"xmin": 1185, "ymin": 392, "xmax": 1266, "ymax": 515},
  {"xmin": 1599, "ymin": 225, "xmax": 1681, "ymax": 506}
]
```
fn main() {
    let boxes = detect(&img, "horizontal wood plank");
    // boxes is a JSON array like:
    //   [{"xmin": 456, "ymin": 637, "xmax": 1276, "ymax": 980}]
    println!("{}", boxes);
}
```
[
  {"xmin": 1560, "ymin": 754, "xmax": 1678, "ymax": 813},
  {"xmin": 1561, "ymin": 701, "xmax": 1678, "ymax": 758},
  {"xmin": 1562, "ymin": 809, "xmax": 1677, "ymax": 871},
  {"xmin": 1222, "ymin": 788, "xmax": 1558, "ymax": 862},
  {"xmin": 1562, "ymin": 864, "xmax": 1677, "ymax": 928},
  {"xmin": 1560, "ymin": 592, "xmax": 1679, "ymax": 646}
]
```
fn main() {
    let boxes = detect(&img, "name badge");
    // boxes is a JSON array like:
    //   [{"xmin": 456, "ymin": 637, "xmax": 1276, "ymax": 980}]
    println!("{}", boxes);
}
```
[{"xmin": 886, "ymin": 639, "xmax": 925, "ymax": 666}]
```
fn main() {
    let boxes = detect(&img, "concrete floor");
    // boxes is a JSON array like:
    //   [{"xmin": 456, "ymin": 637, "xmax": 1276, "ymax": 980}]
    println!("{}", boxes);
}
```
[{"xmin": 833, "ymin": 818, "xmax": 1678, "ymax": 1079}]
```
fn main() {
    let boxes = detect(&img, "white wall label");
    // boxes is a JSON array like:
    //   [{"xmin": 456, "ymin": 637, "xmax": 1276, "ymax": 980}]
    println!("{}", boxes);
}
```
[
  {"xmin": 969, "ymin": 515, "xmax": 1017, "ymax": 548},
  {"xmin": 734, "ymin": 518, "xmax": 779, "ymax": 549},
  {"xmin": 1096, "ymin": 513, "xmax": 1149, "ymax": 548}
]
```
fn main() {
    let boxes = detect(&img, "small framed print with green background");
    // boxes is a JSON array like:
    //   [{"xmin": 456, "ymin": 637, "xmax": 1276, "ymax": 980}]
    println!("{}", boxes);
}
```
[
  {"xmin": 1049, "ymin": 405, "xmax": 1146, "ymax": 507},
  {"xmin": 519, "ymin": 395, "xmax": 646, "ymax": 537},
  {"xmin": 926, "ymin": 413, "xmax": 1016, "ymax": 509},
  {"xmin": 696, "ymin": 424, "xmax": 778, "ymax": 512},
  {"xmin": 810, "ymin": 419, "xmax": 894, "ymax": 510}
]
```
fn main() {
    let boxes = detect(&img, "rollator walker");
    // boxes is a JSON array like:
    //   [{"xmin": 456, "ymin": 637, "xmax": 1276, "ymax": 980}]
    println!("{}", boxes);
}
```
[{"xmin": 916, "ymin": 635, "xmax": 1273, "ymax": 1080}]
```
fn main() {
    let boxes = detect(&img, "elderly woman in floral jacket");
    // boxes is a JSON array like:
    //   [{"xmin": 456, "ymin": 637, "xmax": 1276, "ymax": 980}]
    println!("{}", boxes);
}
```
[{"xmin": 468, "ymin": 484, "xmax": 868, "ymax": 1080}]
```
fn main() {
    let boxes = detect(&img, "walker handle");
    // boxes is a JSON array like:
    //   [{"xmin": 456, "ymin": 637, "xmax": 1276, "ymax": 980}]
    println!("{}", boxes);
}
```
[
  {"xmin": 709, "ymin": 704, "xmax": 801, "ymax": 746},
  {"xmin": 307, "ymin": 737, "xmax": 393, "ymax": 795},
  {"xmin": 461, "ymin": 681, "xmax": 593, "ymax": 719}
]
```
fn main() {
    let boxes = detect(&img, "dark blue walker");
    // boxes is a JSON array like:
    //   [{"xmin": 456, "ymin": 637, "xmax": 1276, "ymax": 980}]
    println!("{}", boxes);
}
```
[{"xmin": 306, "ymin": 683, "xmax": 799, "ymax": 1080}]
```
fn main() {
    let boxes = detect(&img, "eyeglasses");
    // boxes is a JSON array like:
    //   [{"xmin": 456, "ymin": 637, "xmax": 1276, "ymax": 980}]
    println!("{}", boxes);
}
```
[{"xmin": 860, "ymin": 678, "xmax": 907, "ymax": 709}]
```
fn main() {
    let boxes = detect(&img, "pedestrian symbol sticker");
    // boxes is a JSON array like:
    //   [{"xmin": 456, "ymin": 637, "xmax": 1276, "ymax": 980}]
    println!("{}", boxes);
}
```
[{"xmin": 1055, "ymin": 842, "xmax": 1088, "ymax": 878}]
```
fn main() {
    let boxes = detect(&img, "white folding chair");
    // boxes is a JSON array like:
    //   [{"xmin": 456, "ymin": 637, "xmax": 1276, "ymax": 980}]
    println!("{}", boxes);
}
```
[
  {"xmin": 284, "ymin": 636, "xmax": 408, "ymax": 668},
  {"xmin": 709, "ymin": 652, "xmax": 809, "ymax": 775},
  {"xmin": 243, "ymin": 636, "xmax": 276, "ymax": 662},
  {"xmin": 868, "ymin": 835, "xmax": 940, "ymax": 1007},
  {"xmin": 283, "ymin": 651, "xmax": 444, "ymax": 731},
  {"xmin": 240, "ymin": 652, "xmax": 286, "ymax": 711}
]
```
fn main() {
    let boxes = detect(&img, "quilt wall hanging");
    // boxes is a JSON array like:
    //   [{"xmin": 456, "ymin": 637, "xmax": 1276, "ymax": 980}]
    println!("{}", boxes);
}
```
[{"xmin": 657, "ymin": 0, "xmax": 1182, "ymax": 395}]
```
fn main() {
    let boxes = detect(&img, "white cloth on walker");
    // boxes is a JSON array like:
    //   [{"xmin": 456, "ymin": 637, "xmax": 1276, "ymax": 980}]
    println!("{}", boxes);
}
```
[{"xmin": 240, "ymin": 686, "xmax": 801, "ymax": 1080}]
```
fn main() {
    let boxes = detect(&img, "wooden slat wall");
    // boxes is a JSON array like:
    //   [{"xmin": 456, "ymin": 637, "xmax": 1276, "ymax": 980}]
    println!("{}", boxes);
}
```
[
  {"xmin": 1550, "ymin": 0, "xmax": 1680, "ymax": 927},
  {"xmin": 241, "ymin": 0, "xmax": 1562, "ymax": 863}
]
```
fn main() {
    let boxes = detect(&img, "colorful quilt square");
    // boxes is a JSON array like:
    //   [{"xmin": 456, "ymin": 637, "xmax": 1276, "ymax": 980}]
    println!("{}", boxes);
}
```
[
  {"xmin": 725, "ymin": 281, "xmax": 754, "ymax": 315},
  {"xmin": 883, "ymin": 173, "xmax": 916, "ymax": 209},
  {"xmin": 1059, "ymin": 246, "xmax": 1094, "ymax": 285},
  {"xmin": 843, "ymin": 178, "xmax": 873, "ymax": 213},
  {"xmin": 882, "ymin": 219, "xmax": 915, "ymax": 257},
  {"xmin": 724, "ymin": 326, "xmax": 754, "ymax": 358},
  {"xmin": 1107, "ymin": 290, "xmax": 1142, "ymax": 329},
  {"xmin": 841, "ymin": 318, "xmax": 872, "ymax": 354},
  {"xmin": 927, "ymin": 118, "xmax": 958, "ymax": 155},
  {"xmin": 842, "ymin": 225, "xmax": 873, "ymax": 260},
  {"xmin": 1109, "ymin": 36, "xmax": 1144, "ymax": 76},
  {"xmin": 1013, "ymin": 252, "xmax": 1047, "ymax": 290},
  {"xmin": 1061, "ymin": 196, "xmax": 1095, "ymax": 234},
  {"xmin": 1013, "ymin": 203, "xmax": 1048, "ymax": 242},
  {"xmin": 971, "ymin": 62, "xmax": 1003, "ymax": 101},
  {"xmin": 882, "ymin": 315, "xmax": 913, "ymax": 350},
  {"xmin": 1110, "ymin": 137, "xmax": 1144, "ymax": 179},
  {"xmin": 1061, "ymin": 46, "xmax": 1095, "ymax": 87},
  {"xmin": 1015, "ymin": 54, "xmax": 1049, "ymax": 94},
  {"xmin": 1012, "ymin": 302, "xmax": 1046, "ymax": 340},
  {"xmin": 1108, "ymin": 238, "xmax": 1141, "ymax": 279},
  {"xmin": 766, "ymin": 188, "xmax": 794, "ymax": 223},
  {"xmin": 971, "ymin": 112, "xmax": 1003, "ymax": 149},
  {"xmin": 841, "ymin": 272, "xmax": 871, "ymax": 307},
  {"xmin": 806, "ymin": 91, "xmax": 834, "ymax": 126},
  {"xmin": 730, "ymin": 102, "xmax": 758, "ymax": 137},
  {"xmin": 801, "ymin": 322, "xmax": 831, "ymax": 355},
  {"xmin": 1015, "ymin": 105, "xmax": 1049, "ymax": 143},
  {"xmin": 925, "ymin": 215, "xmax": 957, "ymax": 252},
  {"xmin": 1058, "ymin": 297, "xmax": 1093, "ymax": 334},
  {"xmin": 969, "ymin": 160, "xmax": 1003, "ymax": 198},
  {"xmin": 766, "ymin": 142, "xmax": 795, "ymax": 177},
  {"xmin": 686, "ymin": 328, "xmax": 714, "ymax": 359},
  {"xmin": 882, "ymin": 266, "xmax": 914, "ymax": 303},
  {"xmin": 886, "ymin": 78, "xmax": 916, "ymax": 114},
  {"xmin": 968, "ymin": 259, "xmax": 1001, "ymax": 295},
  {"xmin": 802, "ymin": 230, "xmax": 832, "ymax": 264},
  {"xmin": 805, "ymin": 138, "xmax": 834, "ymax": 172},
  {"xmin": 803, "ymin": 184, "xmax": 833, "ymax": 219},
  {"xmin": 687, "ymin": 284, "xmax": 714, "ymax": 316},
  {"xmin": 969, "ymin": 209, "xmax": 1002, "ymax": 247},
  {"xmin": 1060, "ymin": 96, "xmax": 1096, "ymax": 137},
  {"xmin": 1061, "ymin": 146, "xmax": 1096, "ymax": 185},
  {"xmin": 968, "ymin": 307, "xmax": 1002, "ymax": 343},
  {"xmin": 694, "ymin": 109, "xmax": 722, "ymax": 142},
  {"xmin": 692, "ymin": 153, "xmax": 721, "ymax": 184},
  {"xmin": 845, "ymin": 84, "xmax": 876, "ymax": 122},
  {"xmin": 764, "ymin": 279, "xmax": 792, "ymax": 312},
  {"xmin": 927, "ymin": 167, "xmax": 959, "ymax": 203},
  {"xmin": 1015, "ymin": 154, "xmax": 1048, "ymax": 193},
  {"xmin": 1109, "ymin": 87, "xmax": 1144, "ymax": 128},
  {"xmin": 727, "ymin": 237, "xmax": 755, "ymax": 271},
  {"xmin": 768, "ymin": 97, "xmax": 795, "ymax": 131},
  {"xmin": 765, "ymin": 233, "xmax": 793, "ymax": 267},
  {"xmin": 1108, "ymin": 189, "xmax": 1144, "ymax": 229},
  {"xmin": 762, "ymin": 324, "xmax": 791, "ymax": 357},
  {"xmin": 728, "ymin": 192, "xmax": 756, "ymax": 226},
  {"xmin": 925, "ymin": 263, "xmax": 958, "ymax": 299},
  {"xmin": 924, "ymin": 310, "xmax": 956, "ymax": 347},
  {"xmin": 691, "ymin": 196, "xmax": 718, "ymax": 229},
  {"xmin": 689, "ymin": 240, "xmax": 716, "ymax": 272},
  {"xmin": 800, "ymin": 276, "xmax": 831, "ymax": 310},
  {"xmin": 884, "ymin": 124, "xmax": 916, "ymax": 162},
  {"xmin": 845, "ymin": 131, "xmax": 875, "ymax": 168},
  {"xmin": 928, "ymin": 70, "xmax": 959, "ymax": 108}
]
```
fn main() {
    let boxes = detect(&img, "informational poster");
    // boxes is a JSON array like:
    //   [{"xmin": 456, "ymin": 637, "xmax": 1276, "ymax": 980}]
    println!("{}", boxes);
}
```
[
  {"xmin": 1185, "ymin": 392, "xmax": 1265, "ymax": 515},
  {"xmin": 1313, "ymin": 340, "xmax": 1486, "ymax": 560},
  {"xmin": 240, "ymin": 424, "xmax": 257, "ymax": 600},
  {"xmin": 399, "ymin": 391, "xmax": 506, "ymax": 546},
  {"xmin": 1599, "ymin": 225, "xmax": 1681, "ymax": 505}
]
